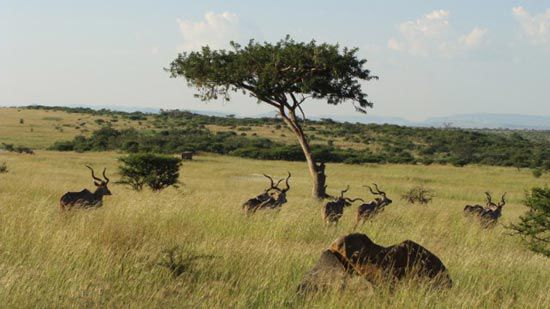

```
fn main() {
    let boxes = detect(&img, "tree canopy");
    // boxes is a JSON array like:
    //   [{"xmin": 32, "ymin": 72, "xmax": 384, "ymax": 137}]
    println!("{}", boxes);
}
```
[{"xmin": 168, "ymin": 36, "xmax": 378, "ymax": 114}]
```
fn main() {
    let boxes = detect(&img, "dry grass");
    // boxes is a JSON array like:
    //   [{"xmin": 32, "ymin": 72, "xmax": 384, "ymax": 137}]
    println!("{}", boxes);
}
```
[
  {"xmin": 0, "ymin": 151, "xmax": 549, "ymax": 308},
  {"xmin": 0, "ymin": 108, "xmax": 150, "ymax": 149}
]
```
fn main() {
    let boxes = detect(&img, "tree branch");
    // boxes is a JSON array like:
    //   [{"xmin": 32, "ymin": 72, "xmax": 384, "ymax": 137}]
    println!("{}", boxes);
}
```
[{"xmin": 289, "ymin": 93, "xmax": 307, "ymax": 122}]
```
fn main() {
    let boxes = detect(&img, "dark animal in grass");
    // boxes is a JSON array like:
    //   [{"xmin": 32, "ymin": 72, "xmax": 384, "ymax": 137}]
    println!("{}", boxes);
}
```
[
  {"xmin": 297, "ymin": 233, "xmax": 452, "ymax": 294},
  {"xmin": 322, "ymin": 186, "xmax": 363, "ymax": 225},
  {"xmin": 479, "ymin": 193, "xmax": 506, "ymax": 228},
  {"xmin": 464, "ymin": 192, "xmax": 496, "ymax": 215},
  {"xmin": 242, "ymin": 173, "xmax": 291, "ymax": 214},
  {"xmin": 60, "ymin": 165, "xmax": 111, "ymax": 210},
  {"xmin": 355, "ymin": 183, "xmax": 392, "ymax": 228},
  {"xmin": 464, "ymin": 192, "xmax": 506, "ymax": 228},
  {"xmin": 181, "ymin": 151, "xmax": 193, "ymax": 160}
]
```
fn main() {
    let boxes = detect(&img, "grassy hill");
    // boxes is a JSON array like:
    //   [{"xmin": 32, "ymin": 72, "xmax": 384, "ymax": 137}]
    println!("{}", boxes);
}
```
[
  {"xmin": 0, "ymin": 107, "xmax": 153, "ymax": 148},
  {"xmin": 2, "ymin": 106, "xmax": 549, "ymax": 170}
]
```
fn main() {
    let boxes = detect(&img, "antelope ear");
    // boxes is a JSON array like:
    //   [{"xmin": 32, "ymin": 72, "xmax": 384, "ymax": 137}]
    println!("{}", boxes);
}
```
[{"xmin": 94, "ymin": 181, "xmax": 101, "ymax": 186}]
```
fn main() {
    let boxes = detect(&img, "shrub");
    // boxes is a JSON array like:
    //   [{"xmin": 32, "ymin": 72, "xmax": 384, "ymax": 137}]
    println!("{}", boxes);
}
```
[
  {"xmin": 0, "ymin": 162, "xmax": 7, "ymax": 174},
  {"xmin": 509, "ymin": 187, "xmax": 550, "ymax": 257},
  {"xmin": 1, "ymin": 143, "xmax": 35, "ymax": 154},
  {"xmin": 49, "ymin": 141, "xmax": 75, "ymax": 151},
  {"xmin": 156, "ymin": 246, "xmax": 216, "ymax": 278},
  {"xmin": 532, "ymin": 168, "xmax": 543, "ymax": 178},
  {"xmin": 402, "ymin": 186, "xmax": 435, "ymax": 205},
  {"xmin": 118, "ymin": 153, "xmax": 182, "ymax": 191}
]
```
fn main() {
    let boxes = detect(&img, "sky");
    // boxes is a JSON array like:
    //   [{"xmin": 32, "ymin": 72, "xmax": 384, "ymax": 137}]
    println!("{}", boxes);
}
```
[{"xmin": 1, "ymin": 0, "xmax": 549, "ymax": 121}]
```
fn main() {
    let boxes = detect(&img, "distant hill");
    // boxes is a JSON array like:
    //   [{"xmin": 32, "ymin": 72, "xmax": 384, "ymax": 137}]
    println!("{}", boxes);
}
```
[
  {"xmin": 424, "ymin": 114, "xmax": 550, "ymax": 130},
  {"xmin": 254, "ymin": 111, "xmax": 550, "ymax": 130},
  {"xmin": 8, "ymin": 104, "xmax": 550, "ymax": 130}
]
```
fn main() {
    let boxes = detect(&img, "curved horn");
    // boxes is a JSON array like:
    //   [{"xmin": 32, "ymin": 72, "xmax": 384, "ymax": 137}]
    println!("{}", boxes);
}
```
[
  {"xmin": 345, "ymin": 197, "xmax": 364, "ymax": 203},
  {"xmin": 102, "ymin": 168, "xmax": 109, "ymax": 184},
  {"xmin": 283, "ymin": 172, "xmax": 291, "ymax": 192},
  {"xmin": 340, "ymin": 185, "xmax": 350, "ymax": 198},
  {"xmin": 86, "ymin": 165, "xmax": 102, "ymax": 182},
  {"xmin": 372, "ymin": 183, "xmax": 386, "ymax": 196},
  {"xmin": 499, "ymin": 192, "xmax": 506, "ymax": 206},
  {"xmin": 365, "ymin": 185, "xmax": 377, "ymax": 196},
  {"xmin": 485, "ymin": 192, "xmax": 493, "ymax": 205},
  {"xmin": 263, "ymin": 174, "xmax": 275, "ymax": 188}
]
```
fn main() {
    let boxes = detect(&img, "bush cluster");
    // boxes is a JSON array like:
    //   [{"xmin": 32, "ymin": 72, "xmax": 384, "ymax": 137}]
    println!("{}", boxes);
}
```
[
  {"xmin": 117, "ymin": 153, "xmax": 182, "ymax": 191},
  {"xmin": 1, "ymin": 143, "xmax": 35, "ymax": 155},
  {"xmin": 509, "ymin": 187, "xmax": 550, "ymax": 257}
]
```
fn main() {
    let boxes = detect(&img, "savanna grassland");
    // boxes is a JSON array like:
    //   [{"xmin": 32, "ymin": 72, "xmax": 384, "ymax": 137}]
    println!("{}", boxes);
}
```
[
  {"xmin": 1, "ymin": 150, "xmax": 549, "ymax": 308},
  {"xmin": 1, "ymin": 107, "xmax": 550, "ymax": 308}
]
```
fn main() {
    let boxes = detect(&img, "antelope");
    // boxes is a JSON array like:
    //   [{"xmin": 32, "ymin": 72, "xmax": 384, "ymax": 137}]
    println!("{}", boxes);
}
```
[
  {"xmin": 464, "ymin": 192, "xmax": 497, "ymax": 215},
  {"xmin": 322, "ymin": 186, "xmax": 363, "ymax": 225},
  {"xmin": 60, "ymin": 165, "xmax": 111, "ymax": 210},
  {"xmin": 355, "ymin": 183, "xmax": 392, "ymax": 228},
  {"xmin": 479, "ymin": 193, "xmax": 506, "ymax": 228},
  {"xmin": 242, "ymin": 173, "xmax": 291, "ymax": 214}
]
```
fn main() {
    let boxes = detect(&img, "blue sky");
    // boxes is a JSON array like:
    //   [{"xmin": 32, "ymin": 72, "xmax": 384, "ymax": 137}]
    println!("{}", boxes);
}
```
[{"xmin": 1, "ymin": 0, "xmax": 549, "ymax": 120}]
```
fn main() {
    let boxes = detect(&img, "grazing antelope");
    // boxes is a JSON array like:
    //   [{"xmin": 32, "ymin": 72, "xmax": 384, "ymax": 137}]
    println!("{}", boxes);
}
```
[
  {"xmin": 479, "ymin": 193, "xmax": 506, "ymax": 228},
  {"xmin": 242, "ymin": 173, "xmax": 291, "ymax": 214},
  {"xmin": 355, "ymin": 183, "xmax": 392, "ymax": 228},
  {"xmin": 60, "ymin": 165, "xmax": 111, "ymax": 210},
  {"xmin": 323, "ymin": 186, "xmax": 363, "ymax": 225}
]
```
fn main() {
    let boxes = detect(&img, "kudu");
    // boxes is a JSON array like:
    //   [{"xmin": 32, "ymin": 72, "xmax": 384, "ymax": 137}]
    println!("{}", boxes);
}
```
[
  {"xmin": 242, "ymin": 173, "xmax": 291, "ymax": 214},
  {"xmin": 322, "ymin": 186, "xmax": 363, "ymax": 225},
  {"xmin": 60, "ymin": 165, "xmax": 112, "ymax": 210},
  {"xmin": 463, "ymin": 192, "xmax": 498, "ymax": 216},
  {"xmin": 479, "ymin": 193, "xmax": 506, "ymax": 228},
  {"xmin": 355, "ymin": 183, "xmax": 392, "ymax": 228}
]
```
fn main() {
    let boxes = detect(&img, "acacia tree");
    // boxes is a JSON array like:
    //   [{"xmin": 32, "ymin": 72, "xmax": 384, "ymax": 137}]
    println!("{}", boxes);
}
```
[{"xmin": 168, "ymin": 36, "xmax": 377, "ymax": 198}]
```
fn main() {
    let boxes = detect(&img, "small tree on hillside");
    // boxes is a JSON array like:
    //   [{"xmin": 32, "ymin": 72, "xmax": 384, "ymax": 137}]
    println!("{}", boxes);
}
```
[
  {"xmin": 118, "ymin": 153, "xmax": 182, "ymax": 191},
  {"xmin": 509, "ymin": 187, "xmax": 550, "ymax": 257},
  {"xmin": 168, "ymin": 36, "xmax": 378, "ymax": 199}
]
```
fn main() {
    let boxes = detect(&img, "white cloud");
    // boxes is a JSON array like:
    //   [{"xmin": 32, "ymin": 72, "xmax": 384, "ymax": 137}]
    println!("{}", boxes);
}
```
[
  {"xmin": 387, "ymin": 38, "xmax": 404, "ymax": 51},
  {"xmin": 512, "ymin": 6, "xmax": 550, "ymax": 46},
  {"xmin": 177, "ymin": 12, "xmax": 241, "ymax": 51},
  {"xmin": 388, "ymin": 9, "xmax": 488, "ymax": 57},
  {"xmin": 459, "ymin": 27, "xmax": 488, "ymax": 49}
]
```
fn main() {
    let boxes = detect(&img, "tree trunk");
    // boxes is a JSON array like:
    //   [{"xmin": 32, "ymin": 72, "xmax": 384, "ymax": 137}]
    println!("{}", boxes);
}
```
[{"xmin": 280, "ymin": 111, "xmax": 328, "ymax": 199}]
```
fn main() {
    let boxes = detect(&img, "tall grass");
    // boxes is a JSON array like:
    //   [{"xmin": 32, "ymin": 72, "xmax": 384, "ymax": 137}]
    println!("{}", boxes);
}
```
[{"xmin": 0, "ymin": 151, "xmax": 549, "ymax": 308}]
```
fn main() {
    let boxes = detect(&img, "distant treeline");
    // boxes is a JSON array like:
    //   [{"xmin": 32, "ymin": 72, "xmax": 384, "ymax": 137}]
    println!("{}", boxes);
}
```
[
  {"xmin": 49, "ymin": 127, "xmax": 389, "ymax": 164},
  {"xmin": 48, "ymin": 125, "xmax": 550, "ymax": 169},
  {"xmin": 27, "ymin": 105, "xmax": 550, "ymax": 169}
]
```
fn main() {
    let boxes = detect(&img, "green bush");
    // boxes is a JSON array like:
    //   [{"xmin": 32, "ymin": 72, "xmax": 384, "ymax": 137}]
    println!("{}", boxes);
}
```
[
  {"xmin": 532, "ymin": 168, "xmax": 543, "ymax": 178},
  {"xmin": 509, "ymin": 187, "xmax": 550, "ymax": 257},
  {"xmin": 118, "ymin": 153, "xmax": 182, "ymax": 191}
]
